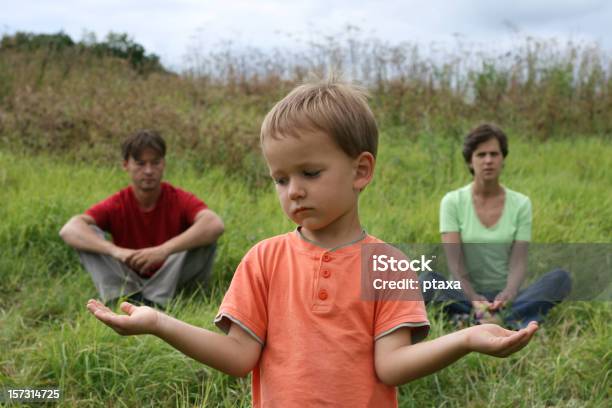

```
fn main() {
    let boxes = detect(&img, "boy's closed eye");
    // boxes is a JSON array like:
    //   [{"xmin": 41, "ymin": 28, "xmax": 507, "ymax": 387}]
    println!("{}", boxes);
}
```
[
  {"xmin": 272, "ymin": 170, "xmax": 321, "ymax": 185},
  {"xmin": 303, "ymin": 170, "xmax": 321, "ymax": 178},
  {"xmin": 273, "ymin": 177, "xmax": 288, "ymax": 186}
]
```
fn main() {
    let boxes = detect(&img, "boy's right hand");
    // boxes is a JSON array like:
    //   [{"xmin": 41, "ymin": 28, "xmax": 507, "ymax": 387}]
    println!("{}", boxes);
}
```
[{"xmin": 87, "ymin": 299, "xmax": 161, "ymax": 336}]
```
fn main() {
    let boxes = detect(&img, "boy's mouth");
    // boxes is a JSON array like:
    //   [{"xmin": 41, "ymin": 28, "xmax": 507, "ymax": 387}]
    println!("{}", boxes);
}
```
[{"xmin": 293, "ymin": 207, "xmax": 312, "ymax": 215}]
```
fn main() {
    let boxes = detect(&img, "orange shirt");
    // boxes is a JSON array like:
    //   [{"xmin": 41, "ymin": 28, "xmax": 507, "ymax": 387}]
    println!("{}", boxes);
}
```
[{"xmin": 215, "ymin": 231, "xmax": 429, "ymax": 407}]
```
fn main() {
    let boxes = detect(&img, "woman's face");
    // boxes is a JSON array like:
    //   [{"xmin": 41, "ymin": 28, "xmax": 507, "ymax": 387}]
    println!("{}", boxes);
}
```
[{"xmin": 470, "ymin": 137, "xmax": 504, "ymax": 182}]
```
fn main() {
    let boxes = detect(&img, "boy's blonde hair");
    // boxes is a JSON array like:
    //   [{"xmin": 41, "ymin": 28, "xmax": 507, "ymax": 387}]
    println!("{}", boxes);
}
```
[{"xmin": 260, "ymin": 77, "xmax": 378, "ymax": 158}]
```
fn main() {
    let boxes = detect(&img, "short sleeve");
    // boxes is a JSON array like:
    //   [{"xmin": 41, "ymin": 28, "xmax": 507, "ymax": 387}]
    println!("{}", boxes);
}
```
[
  {"xmin": 373, "ymin": 299, "xmax": 430, "ymax": 344},
  {"xmin": 214, "ymin": 248, "xmax": 268, "ymax": 345},
  {"xmin": 85, "ymin": 194, "xmax": 118, "ymax": 231},
  {"xmin": 515, "ymin": 197, "xmax": 532, "ymax": 242},
  {"xmin": 177, "ymin": 189, "xmax": 207, "ymax": 224},
  {"xmin": 440, "ymin": 192, "xmax": 459, "ymax": 233},
  {"xmin": 366, "ymin": 243, "xmax": 430, "ymax": 343}
]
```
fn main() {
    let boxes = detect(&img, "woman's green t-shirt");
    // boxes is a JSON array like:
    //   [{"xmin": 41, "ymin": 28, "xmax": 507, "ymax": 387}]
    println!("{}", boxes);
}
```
[{"xmin": 439, "ymin": 183, "xmax": 532, "ymax": 292}]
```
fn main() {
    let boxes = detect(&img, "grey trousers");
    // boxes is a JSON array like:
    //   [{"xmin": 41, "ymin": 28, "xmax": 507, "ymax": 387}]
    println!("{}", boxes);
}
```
[{"xmin": 78, "ymin": 227, "xmax": 217, "ymax": 306}]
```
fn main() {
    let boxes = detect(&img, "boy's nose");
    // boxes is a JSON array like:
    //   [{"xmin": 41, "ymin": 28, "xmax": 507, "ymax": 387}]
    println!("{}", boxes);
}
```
[{"xmin": 288, "ymin": 181, "xmax": 306, "ymax": 200}]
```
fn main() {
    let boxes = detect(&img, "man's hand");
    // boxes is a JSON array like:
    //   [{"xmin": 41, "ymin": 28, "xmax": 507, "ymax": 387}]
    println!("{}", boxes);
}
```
[
  {"xmin": 111, "ymin": 247, "xmax": 138, "ymax": 264},
  {"xmin": 87, "ymin": 299, "xmax": 162, "ymax": 336},
  {"xmin": 490, "ymin": 288, "xmax": 518, "ymax": 311},
  {"xmin": 464, "ymin": 321, "xmax": 538, "ymax": 357},
  {"xmin": 125, "ymin": 246, "xmax": 170, "ymax": 274}
]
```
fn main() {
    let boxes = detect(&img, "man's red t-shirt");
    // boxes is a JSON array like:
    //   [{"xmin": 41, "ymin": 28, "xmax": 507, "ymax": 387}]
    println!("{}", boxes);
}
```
[{"xmin": 85, "ymin": 182, "xmax": 207, "ymax": 273}]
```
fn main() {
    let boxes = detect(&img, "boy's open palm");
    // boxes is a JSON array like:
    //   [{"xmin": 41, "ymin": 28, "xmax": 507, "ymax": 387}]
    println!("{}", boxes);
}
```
[
  {"xmin": 87, "ymin": 299, "xmax": 160, "ymax": 336},
  {"xmin": 465, "ymin": 322, "xmax": 538, "ymax": 357}
]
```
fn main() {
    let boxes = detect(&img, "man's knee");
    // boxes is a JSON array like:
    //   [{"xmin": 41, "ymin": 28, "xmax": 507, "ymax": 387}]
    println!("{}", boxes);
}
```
[
  {"xmin": 188, "ymin": 242, "xmax": 217, "ymax": 258},
  {"xmin": 180, "ymin": 242, "xmax": 219, "ymax": 283}
]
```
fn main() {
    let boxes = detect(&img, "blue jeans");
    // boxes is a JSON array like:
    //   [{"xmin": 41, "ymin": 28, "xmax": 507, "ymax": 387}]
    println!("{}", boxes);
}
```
[{"xmin": 419, "ymin": 269, "xmax": 572, "ymax": 328}]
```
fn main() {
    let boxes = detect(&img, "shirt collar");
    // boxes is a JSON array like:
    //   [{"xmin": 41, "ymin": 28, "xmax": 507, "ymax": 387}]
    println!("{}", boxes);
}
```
[{"xmin": 295, "ymin": 226, "xmax": 368, "ymax": 252}]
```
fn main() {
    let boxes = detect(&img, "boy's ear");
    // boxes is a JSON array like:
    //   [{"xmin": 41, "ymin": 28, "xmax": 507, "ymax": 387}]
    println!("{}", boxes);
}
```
[{"xmin": 353, "ymin": 152, "xmax": 375, "ymax": 191}]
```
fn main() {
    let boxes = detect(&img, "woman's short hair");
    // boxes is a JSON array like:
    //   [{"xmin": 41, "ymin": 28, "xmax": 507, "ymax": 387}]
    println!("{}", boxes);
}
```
[{"xmin": 462, "ymin": 123, "xmax": 508, "ymax": 174}]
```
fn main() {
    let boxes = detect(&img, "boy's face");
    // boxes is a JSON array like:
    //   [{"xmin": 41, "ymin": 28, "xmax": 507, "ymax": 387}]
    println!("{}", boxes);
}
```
[{"xmin": 262, "ymin": 130, "xmax": 373, "ymax": 237}]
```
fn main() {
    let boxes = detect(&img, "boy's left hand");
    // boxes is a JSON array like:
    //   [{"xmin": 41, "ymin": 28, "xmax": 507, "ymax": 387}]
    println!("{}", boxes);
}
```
[{"xmin": 464, "ymin": 321, "xmax": 538, "ymax": 357}]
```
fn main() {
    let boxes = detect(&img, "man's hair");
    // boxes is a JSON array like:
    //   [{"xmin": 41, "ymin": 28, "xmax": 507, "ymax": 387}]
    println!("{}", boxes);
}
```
[
  {"xmin": 121, "ymin": 129, "xmax": 166, "ymax": 161},
  {"xmin": 462, "ymin": 123, "xmax": 509, "ymax": 175},
  {"xmin": 260, "ymin": 77, "xmax": 378, "ymax": 158}
]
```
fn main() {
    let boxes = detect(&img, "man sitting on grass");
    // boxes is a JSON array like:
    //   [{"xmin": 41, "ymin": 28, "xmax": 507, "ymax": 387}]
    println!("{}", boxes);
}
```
[
  {"xmin": 87, "ymin": 80, "xmax": 538, "ymax": 407},
  {"xmin": 60, "ymin": 129, "xmax": 224, "ymax": 308}
]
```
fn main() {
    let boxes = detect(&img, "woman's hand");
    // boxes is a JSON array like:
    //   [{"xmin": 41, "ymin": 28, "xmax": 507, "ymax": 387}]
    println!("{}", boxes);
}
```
[
  {"xmin": 87, "ymin": 299, "xmax": 162, "ymax": 336},
  {"xmin": 471, "ymin": 294, "xmax": 492, "ymax": 312},
  {"xmin": 464, "ymin": 321, "xmax": 538, "ymax": 357},
  {"xmin": 491, "ymin": 288, "xmax": 518, "ymax": 311}
]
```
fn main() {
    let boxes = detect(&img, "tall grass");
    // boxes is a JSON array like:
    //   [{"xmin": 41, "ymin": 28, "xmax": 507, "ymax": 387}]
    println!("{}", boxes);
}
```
[
  {"xmin": 1, "ymin": 29, "xmax": 610, "ymax": 406},
  {"xmin": 0, "ymin": 29, "xmax": 610, "ymax": 189},
  {"xmin": 1, "ymin": 133, "xmax": 610, "ymax": 405}
]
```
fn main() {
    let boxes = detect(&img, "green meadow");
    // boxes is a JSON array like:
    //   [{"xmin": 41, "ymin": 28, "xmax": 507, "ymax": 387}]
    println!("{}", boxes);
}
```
[
  {"xmin": 1, "ymin": 31, "xmax": 611, "ymax": 406},
  {"xmin": 1, "ymin": 133, "xmax": 611, "ymax": 407}
]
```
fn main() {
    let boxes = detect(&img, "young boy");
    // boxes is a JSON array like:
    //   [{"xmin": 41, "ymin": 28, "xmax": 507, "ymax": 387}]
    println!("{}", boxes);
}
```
[{"xmin": 87, "ymin": 79, "xmax": 538, "ymax": 407}]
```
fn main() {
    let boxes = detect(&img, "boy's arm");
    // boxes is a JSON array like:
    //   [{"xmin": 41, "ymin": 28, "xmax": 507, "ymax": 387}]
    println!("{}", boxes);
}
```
[
  {"xmin": 374, "ymin": 322, "xmax": 538, "ymax": 386},
  {"xmin": 87, "ymin": 300, "xmax": 262, "ymax": 377}
]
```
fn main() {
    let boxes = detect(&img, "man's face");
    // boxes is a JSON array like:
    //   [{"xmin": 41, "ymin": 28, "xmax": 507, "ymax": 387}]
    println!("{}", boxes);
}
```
[
  {"xmin": 470, "ymin": 137, "xmax": 504, "ymax": 181},
  {"xmin": 123, "ymin": 148, "xmax": 165, "ymax": 192},
  {"xmin": 262, "ymin": 130, "xmax": 366, "ymax": 235}
]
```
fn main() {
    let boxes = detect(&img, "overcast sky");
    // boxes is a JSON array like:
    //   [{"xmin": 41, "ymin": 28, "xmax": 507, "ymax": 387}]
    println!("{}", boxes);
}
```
[{"xmin": 3, "ymin": 0, "xmax": 611, "ymax": 70}]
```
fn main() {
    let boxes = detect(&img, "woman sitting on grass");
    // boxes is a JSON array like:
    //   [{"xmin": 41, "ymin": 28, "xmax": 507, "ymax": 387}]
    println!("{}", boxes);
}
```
[{"xmin": 421, "ymin": 123, "xmax": 572, "ymax": 328}]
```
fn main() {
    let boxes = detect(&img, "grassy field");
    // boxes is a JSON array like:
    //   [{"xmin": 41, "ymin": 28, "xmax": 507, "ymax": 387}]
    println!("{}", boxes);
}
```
[
  {"xmin": 1, "ymin": 29, "xmax": 611, "ymax": 406},
  {"xmin": 1, "ymin": 132, "xmax": 611, "ymax": 406}
]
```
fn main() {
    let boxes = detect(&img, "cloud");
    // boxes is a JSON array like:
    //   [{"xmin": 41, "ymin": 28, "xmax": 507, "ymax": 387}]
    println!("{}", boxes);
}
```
[
  {"xmin": 2, "ymin": 0, "xmax": 611, "ymax": 69},
  {"xmin": 472, "ymin": 0, "xmax": 606, "ymax": 23}
]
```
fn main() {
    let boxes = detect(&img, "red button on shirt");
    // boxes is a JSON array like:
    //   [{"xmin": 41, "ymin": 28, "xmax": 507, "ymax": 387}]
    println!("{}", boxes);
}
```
[
  {"xmin": 322, "ymin": 254, "xmax": 332, "ymax": 262},
  {"xmin": 318, "ymin": 289, "xmax": 328, "ymax": 300},
  {"xmin": 322, "ymin": 270, "xmax": 331, "ymax": 278}
]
